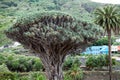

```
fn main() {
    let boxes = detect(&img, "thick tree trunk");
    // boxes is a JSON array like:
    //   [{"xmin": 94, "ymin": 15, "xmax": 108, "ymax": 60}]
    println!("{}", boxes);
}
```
[
  {"xmin": 108, "ymin": 31, "xmax": 112, "ymax": 80},
  {"xmin": 45, "ymin": 63, "xmax": 63, "ymax": 80},
  {"xmin": 38, "ymin": 53, "xmax": 65, "ymax": 80}
]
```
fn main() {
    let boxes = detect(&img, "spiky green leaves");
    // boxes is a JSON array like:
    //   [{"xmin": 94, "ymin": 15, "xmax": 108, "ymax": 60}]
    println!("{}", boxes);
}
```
[
  {"xmin": 94, "ymin": 6, "xmax": 120, "ymax": 34},
  {"xmin": 5, "ymin": 11, "xmax": 102, "ymax": 53},
  {"xmin": 14, "ymin": 11, "xmax": 73, "ymax": 26}
]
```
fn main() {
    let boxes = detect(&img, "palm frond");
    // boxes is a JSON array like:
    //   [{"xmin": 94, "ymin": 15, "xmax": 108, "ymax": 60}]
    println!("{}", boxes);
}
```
[{"xmin": 94, "ymin": 6, "xmax": 120, "ymax": 35}]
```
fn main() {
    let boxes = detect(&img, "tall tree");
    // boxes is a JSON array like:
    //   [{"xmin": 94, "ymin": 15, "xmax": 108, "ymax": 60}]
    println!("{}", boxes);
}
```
[
  {"xmin": 94, "ymin": 6, "xmax": 120, "ymax": 80},
  {"xmin": 5, "ymin": 11, "xmax": 102, "ymax": 80}
]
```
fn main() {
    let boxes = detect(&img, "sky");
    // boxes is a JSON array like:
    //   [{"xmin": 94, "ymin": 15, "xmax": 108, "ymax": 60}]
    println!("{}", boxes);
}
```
[{"xmin": 90, "ymin": 0, "xmax": 120, "ymax": 4}]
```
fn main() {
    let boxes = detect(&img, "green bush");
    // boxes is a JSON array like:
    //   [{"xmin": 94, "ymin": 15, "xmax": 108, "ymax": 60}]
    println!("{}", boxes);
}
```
[
  {"xmin": 86, "ymin": 55, "xmax": 116, "ymax": 70},
  {"xmin": 0, "ymin": 53, "xmax": 44, "ymax": 72},
  {"xmin": 113, "ymin": 42, "xmax": 120, "ymax": 45},
  {"xmin": 96, "ymin": 55, "xmax": 106, "ymax": 68},
  {"xmin": 73, "ymin": 56, "xmax": 82, "ymax": 66},
  {"xmin": 0, "ymin": 63, "xmax": 10, "ymax": 73},
  {"xmin": 63, "ymin": 56, "xmax": 73, "ymax": 70},
  {"xmin": 0, "ymin": 55, "xmax": 6, "ymax": 65},
  {"xmin": 112, "ymin": 58, "xmax": 116, "ymax": 65},
  {"xmin": 63, "ymin": 56, "xmax": 81, "ymax": 70},
  {"xmin": 86, "ymin": 55, "xmax": 97, "ymax": 69},
  {"xmin": 0, "ymin": 15, "xmax": 13, "ymax": 46},
  {"xmin": 0, "ymin": 72, "xmax": 15, "ymax": 80},
  {"xmin": 104, "ymin": 55, "xmax": 116, "ymax": 66},
  {"xmin": 0, "ymin": 72, "xmax": 46, "ymax": 80},
  {"xmin": 92, "ymin": 37, "xmax": 115, "ymax": 46},
  {"xmin": 32, "ymin": 58, "xmax": 43, "ymax": 71},
  {"xmin": 28, "ymin": 72, "xmax": 46, "ymax": 80},
  {"xmin": 64, "ymin": 64, "xmax": 83, "ymax": 80}
]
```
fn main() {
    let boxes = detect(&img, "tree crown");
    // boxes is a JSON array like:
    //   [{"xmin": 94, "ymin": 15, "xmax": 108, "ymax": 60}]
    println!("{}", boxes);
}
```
[
  {"xmin": 94, "ymin": 6, "xmax": 120, "ymax": 34},
  {"xmin": 6, "ymin": 11, "xmax": 103, "ymax": 53}
]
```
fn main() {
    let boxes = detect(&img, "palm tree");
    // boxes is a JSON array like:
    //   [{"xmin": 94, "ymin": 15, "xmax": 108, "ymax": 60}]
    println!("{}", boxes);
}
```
[{"xmin": 94, "ymin": 5, "xmax": 120, "ymax": 80}]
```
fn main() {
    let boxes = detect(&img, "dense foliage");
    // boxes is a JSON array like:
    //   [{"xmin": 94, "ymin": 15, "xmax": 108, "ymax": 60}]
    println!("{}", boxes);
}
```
[
  {"xmin": 0, "ymin": 0, "xmax": 120, "ymax": 80},
  {"xmin": 5, "ymin": 10, "xmax": 103, "ymax": 80},
  {"xmin": 94, "ymin": 6, "xmax": 120, "ymax": 34},
  {"xmin": 63, "ymin": 56, "xmax": 81, "ymax": 70},
  {"xmin": 86, "ymin": 55, "xmax": 116, "ymax": 70},
  {"xmin": 0, "ymin": 53, "xmax": 43, "ymax": 72},
  {"xmin": 5, "ymin": 11, "xmax": 102, "ymax": 54},
  {"xmin": 0, "ymin": 0, "xmax": 103, "ymax": 46},
  {"xmin": 64, "ymin": 64, "xmax": 83, "ymax": 80},
  {"xmin": 0, "ymin": 15, "xmax": 13, "ymax": 46},
  {"xmin": 0, "ymin": 63, "xmax": 10, "ymax": 73},
  {"xmin": 0, "ymin": 53, "xmax": 84, "ymax": 80},
  {"xmin": 0, "ymin": 72, "xmax": 46, "ymax": 80},
  {"xmin": 92, "ymin": 37, "xmax": 115, "ymax": 46},
  {"xmin": 94, "ymin": 6, "xmax": 120, "ymax": 80}
]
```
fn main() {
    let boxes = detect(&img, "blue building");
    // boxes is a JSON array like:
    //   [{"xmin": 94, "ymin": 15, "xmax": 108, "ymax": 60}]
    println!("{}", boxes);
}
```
[{"xmin": 82, "ymin": 45, "xmax": 108, "ymax": 55}]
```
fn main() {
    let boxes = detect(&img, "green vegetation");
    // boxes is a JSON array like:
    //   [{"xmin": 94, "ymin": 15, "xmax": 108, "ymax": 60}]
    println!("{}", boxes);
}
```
[
  {"xmin": 63, "ymin": 56, "xmax": 81, "ymax": 70},
  {"xmin": 113, "ymin": 42, "xmax": 120, "ymax": 45},
  {"xmin": 0, "ymin": 63, "xmax": 10, "ymax": 73},
  {"xmin": 92, "ymin": 36, "xmax": 115, "ymax": 46},
  {"xmin": 0, "ymin": 15, "xmax": 14, "ymax": 46},
  {"xmin": 64, "ymin": 56, "xmax": 83, "ymax": 80},
  {"xmin": 0, "ymin": 0, "xmax": 120, "ymax": 80},
  {"xmin": 0, "ymin": 72, "xmax": 46, "ymax": 80},
  {"xmin": 0, "ymin": 72, "xmax": 15, "ymax": 80},
  {"xmin": 5, "ymin": 10, "xmax": 102, "ymax": 80},
  {"xmin": 64, "ymin": 64, "xmax": 83, "ymax": 80},
  {"xmin": 94, "ymin": 6, "xmax": 120, "ymax": 80},
  {"xmin": 27, "ymin": 72, "xmax": 46, "ymax": 80},
  {"xmin": 0, "ymin": 53, "xmax": 84, "ymax": 80},
  {"xmin": 86, "ymin": 55, "xmax": 116, "ymax": 70},
  {"xmin": 0, "ymin": 0, "xmax": 103, "ymax": 46},
  {"xmin": 0, "ymin": 53, "xmax": 43, "ymax": 72}
]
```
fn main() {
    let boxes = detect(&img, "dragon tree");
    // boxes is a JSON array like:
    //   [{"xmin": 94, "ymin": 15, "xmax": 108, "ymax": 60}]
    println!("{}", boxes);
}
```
[{"xmin": 5, "ymin": 11, "xmax": 102, "ymax": 80}]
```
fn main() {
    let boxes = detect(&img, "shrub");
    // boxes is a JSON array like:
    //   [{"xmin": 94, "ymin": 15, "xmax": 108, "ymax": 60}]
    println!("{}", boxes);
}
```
[
  {"xmin": 0, "ymin": 55, "xmax": 5, "ymax": 65},
  {"xmin": 0, "ymin": 53, "xmax": 44, "ymax": 72},
  {"xmin": 28, "ymin": 72, "xmax": 46, "ymax": 80},
  {"xmin": 73, "ymin": 56, "xmax": 81, "ymax": 66},
  {"xmin": 112, "ymin": 58, "xmax": 116, "ymax": 65},
  {"xmin": 32, "ymin": 58, "xmax": 43, "ymax": 71},
  {"xmin": 64, "ymin": 64, "xmax": 83, "ymax": 80},
  {"xmin": 0, "ymin": 63, "xmax": 10, "ymax": 73},
  {"xmin": 86, "ymin": 55, "xmax": 116, "ymax": 70},
  {"xmin": 0, "ymin": 72, "xmax": 46, "ymax": 80},
  {"xmin": 0, "ymin": 72, "xmax": 15, "ymax": 80},
  {"xmin": 86, "ymin": 55, "xmax": 97, "ymax": 69},
  {"xmin": 92, "ymin": 37, "xmax": 115, "ymax": 46},
  {"xmin": 63, "ymin": 56, "xmax": 81, "ymax": 70},
  {"xmin": 104, "ymin": 55, "xmax": 116, "ymax": 66},
  {"xmin": 113, "ymin": 42, "xmax": 120, "ymax": 45},
  {"xmin": 63, "ymin": 56, "xmax": 73, "ymax": 70},
  {"xmin": 96, "ymin": 55, "xmax": 106, "ymax": 68}
]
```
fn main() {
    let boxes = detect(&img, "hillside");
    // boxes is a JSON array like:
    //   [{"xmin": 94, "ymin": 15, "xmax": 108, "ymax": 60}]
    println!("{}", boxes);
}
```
[{"xmin": 0, "ymin": 0, "xmax": 102, "ymax": 46}]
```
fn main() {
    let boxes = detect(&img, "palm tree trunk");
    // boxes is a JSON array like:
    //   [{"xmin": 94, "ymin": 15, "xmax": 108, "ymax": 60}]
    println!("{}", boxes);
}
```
[{"xmin": 108, "ymin": 30, "xmax": 112, "ymax": 80}]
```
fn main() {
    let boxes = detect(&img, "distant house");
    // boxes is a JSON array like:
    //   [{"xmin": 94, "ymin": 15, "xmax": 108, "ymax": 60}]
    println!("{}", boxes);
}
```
[
  {"xmin": 82, "ymin": 45, "xmax": 120, "ymax": 55},
  {"xmin": 83, "ymin": 45, "xmax": 108, "ymax": 55}
]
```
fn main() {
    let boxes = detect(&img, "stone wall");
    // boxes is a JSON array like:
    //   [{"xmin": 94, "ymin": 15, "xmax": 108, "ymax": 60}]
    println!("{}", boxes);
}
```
[{"xmin": 83, "ymin": 71, "xmax": 120, "ymax": 80}]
